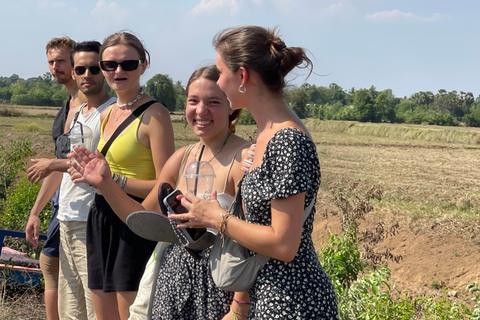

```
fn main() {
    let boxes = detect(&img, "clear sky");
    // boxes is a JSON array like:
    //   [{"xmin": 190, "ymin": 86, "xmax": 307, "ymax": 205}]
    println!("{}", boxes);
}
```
[{"xmin": 1, "ymin": 0, "xmax": 478, "ymax": 98}]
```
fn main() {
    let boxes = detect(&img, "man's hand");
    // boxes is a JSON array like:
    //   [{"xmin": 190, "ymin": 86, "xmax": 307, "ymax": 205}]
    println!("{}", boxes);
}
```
[
  {"xmin": 25, "ymin": 214, "xmax": 41, "ymax": 248},
  {"xmin": 27, "ymin": 158, "xmax": 53, "ymax": 184}
]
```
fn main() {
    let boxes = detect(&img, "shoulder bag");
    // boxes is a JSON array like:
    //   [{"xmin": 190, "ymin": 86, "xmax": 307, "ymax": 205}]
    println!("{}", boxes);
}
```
[{"xmin": 209, "ymin": 177, "xmax": 315, "ymax": 292}]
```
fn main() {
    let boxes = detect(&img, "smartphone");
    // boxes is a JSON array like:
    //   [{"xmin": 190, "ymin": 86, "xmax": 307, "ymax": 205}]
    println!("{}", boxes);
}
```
[{"xmin": 163, "ymin": 189, "xmax": 206, "ymax": 241}]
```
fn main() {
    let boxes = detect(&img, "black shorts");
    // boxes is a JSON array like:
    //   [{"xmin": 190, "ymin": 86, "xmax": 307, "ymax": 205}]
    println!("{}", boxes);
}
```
[
  {"xmin": 87, "ymin": 194, "xmax": 157, "ymax": 292},
  {"xmin": 41, "ymin": 188, "xmax": 60, "ymax": 258}
]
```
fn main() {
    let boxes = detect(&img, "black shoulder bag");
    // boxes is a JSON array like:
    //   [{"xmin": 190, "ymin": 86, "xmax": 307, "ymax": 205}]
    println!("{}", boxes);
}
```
[{"xmin": 54, "ymin": 104, "xmax": 84, "ymax": 159}]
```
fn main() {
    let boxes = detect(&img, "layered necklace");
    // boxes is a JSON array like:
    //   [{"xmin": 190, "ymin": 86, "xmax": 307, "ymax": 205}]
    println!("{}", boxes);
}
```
[
  {"xmin": 196, "ymin": 131, "xmax": 232, "ymax": 163},
  {"xmin": 115, "ymin": 88, "xmax": 144, "ymax": 121}
]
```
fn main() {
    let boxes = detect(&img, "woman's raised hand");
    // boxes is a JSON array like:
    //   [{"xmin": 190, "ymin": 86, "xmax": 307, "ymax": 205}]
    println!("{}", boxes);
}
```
[{"xmin": 68, "ymin": 146, "xmax": 112, "ymax": 188}]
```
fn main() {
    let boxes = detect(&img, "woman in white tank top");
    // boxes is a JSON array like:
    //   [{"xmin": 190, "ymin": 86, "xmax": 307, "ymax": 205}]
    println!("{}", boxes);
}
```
[{"xmin": 71, "ymin": 65, "xmax": 251, "ymax": 319}]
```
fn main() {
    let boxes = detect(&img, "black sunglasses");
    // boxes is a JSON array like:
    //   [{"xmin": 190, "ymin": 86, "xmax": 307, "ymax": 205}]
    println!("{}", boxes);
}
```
[
  {"xmin": 74, "ymin": 65, "xmax": 101, "ymax": 76},
  {"xmin": 99, "ymin": 60, "xmax": 143, "ymax": 72}
]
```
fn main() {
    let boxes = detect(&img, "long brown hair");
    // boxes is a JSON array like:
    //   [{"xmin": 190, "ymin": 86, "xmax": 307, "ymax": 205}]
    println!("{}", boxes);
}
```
[{"xmin": 213, "ymin": 26, "xmax": 313, "ymax": 95}]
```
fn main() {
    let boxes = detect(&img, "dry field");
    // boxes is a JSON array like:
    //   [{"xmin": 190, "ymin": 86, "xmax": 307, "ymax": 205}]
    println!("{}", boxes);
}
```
[{"xmin": 1, "ymin": 106, "xmax": 480, "ymax": 318}]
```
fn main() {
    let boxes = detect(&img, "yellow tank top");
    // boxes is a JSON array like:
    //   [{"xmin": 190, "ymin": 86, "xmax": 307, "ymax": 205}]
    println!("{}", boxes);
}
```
[{"xmin": 97, "ymin": 104, "xmax": 156, "ymax": 180}]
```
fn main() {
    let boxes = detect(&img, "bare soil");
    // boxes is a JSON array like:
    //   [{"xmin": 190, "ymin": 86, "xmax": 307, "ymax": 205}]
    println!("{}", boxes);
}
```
[{"xmin": 312, "ymin": 213, "xmax": 480, "ymax": 302}]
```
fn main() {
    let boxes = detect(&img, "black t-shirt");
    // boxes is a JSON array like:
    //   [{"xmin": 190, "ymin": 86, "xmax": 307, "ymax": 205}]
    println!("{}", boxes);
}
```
[{"xmin": 51, "ymin": 97, "xmax": 70, "ymax": 142}]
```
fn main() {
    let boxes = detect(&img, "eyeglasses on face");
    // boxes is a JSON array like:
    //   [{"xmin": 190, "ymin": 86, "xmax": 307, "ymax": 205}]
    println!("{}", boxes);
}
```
[
  {"xmin": 74, "ymin": 65, "xmax": 101, "ymax": 76},
  {"xmin": 99, "ymin": 60, "xmax": 143, "ymax": 72}
]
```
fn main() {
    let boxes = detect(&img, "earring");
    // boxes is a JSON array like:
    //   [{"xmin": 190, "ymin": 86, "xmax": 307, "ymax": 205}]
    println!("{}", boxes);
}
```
[{"xmin": 238, "ymin": 84, "xmax": 246, "ymax": 94}]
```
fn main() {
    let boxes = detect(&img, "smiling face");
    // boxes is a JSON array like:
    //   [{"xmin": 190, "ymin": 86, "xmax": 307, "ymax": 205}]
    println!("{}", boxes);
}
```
[
  {"xmin": 185, "ymin": 77, "xmax": 232, "ymax": 141},
  {"xmin": 100, "ymin": 44, "xmax": 146, "ymax": 93},
  {"xmin": 47, "ymin": 46, "xmax": 73, "ymax": 84},
  {"xmin": 72, "ymin": 51, "xmax": 104, "ymax": 97}
]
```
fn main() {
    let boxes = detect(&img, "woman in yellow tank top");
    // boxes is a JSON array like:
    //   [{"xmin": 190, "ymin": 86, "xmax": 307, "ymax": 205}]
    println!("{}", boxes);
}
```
[{"xmin": 72, "ymin": 31, "xmax": 175, "ymax": 320}]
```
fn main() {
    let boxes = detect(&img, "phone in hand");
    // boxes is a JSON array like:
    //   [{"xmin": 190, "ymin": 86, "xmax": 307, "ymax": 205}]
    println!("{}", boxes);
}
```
[
  {"xmin": 163, "ymin": 189, "xmax": 206, "ymax": 241},
  {"xmin": 163, "ymin": 189, "xmax": 188, "ymax": 215}
]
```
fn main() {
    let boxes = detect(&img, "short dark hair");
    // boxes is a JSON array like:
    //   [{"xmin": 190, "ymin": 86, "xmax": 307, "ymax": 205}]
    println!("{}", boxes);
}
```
[{"xmin": 70, "ymin": 41, "xmax": 102, "ymax": 66}]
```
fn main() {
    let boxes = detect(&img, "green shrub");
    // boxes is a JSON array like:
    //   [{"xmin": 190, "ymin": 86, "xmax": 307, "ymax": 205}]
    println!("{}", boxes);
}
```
[
  {"xmin": 0, "ymin": 138, "xmax": 35, "ymax": 199},
  {"xmin": 320, "ymin": 226, "xmax": 363, "ymax": 290},
  {"xmin": 2, "ymin": 175, "xmax": 51, "ymax": 232},
  {"xmin": 13, "ymin": 123, "xmax": 41, "ymax": 132}
]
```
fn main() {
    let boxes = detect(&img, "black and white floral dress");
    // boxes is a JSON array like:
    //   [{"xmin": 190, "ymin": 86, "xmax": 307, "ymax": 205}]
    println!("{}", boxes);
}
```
[
  {"xmin": 151, "ymin": 245, "xmax": 233, "ymax": 319},
  {"xmin": 242, "ymin": 128, "xmax": 338, "ymax": 319}
]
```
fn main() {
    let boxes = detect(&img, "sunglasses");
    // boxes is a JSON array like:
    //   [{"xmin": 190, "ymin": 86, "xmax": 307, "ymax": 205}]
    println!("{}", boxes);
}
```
[
  {"xmin": 99, "ymin": 60, "xmax": 143, "ymax": 72},
  {"xmin": 74, "ymin": 65, "xmax": 101, "ymax": 76}
]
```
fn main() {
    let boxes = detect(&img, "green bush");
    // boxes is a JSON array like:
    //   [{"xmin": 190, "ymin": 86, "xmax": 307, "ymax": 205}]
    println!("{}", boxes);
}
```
[
  {"xmin": 13, "ymin": 122, "xmax": 42, "ymax": 132},
  {"xmin": 320, "ymin": 226, "xmax": 363, "ymax": 290},
  {"xmin": 2, "ymin": 175, "xmax": 51, "ymax": 232},
  {"xmin": 0, "ymin": 138, "xmax": 35, "ymax": 199}
]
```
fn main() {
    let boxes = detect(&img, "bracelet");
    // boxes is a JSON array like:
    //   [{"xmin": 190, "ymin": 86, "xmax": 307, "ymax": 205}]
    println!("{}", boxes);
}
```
[
  {"xmin": 112, "ymin": 173, "xmax": 120, "ymax": 183},
  {"xmin": 218, "ymin": 212, "xmax": 232, "ymax": 246},
  {"xmin": 119, "ymin": 175, "xmax": 128, "ymax": 189},
  {"xmin": 232, "ymin": 298, "xmax": 251, "ymax": 305},
  {"xmin": 218, "ymin": 212, "xmax": 232, "ymax": 234}
]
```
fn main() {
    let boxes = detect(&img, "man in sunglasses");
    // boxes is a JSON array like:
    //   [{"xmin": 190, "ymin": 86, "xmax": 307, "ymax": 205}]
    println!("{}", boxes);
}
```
[
  {"xmin": 26, "ymin": 36, "xmax": 86, "ymax": 320},
  {"xmin": 58, "ymin": 41, "xmax": 116, "ymax": 320},
  {"xmin": 27, "ymin": 40, "xmax": 115, "ymax": 320}
]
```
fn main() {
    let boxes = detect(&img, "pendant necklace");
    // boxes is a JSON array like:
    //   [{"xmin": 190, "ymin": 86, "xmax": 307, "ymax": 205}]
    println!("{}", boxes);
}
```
[{"xmin": 195, "ymin": 131, "xmax": 232, "ymax": 162}]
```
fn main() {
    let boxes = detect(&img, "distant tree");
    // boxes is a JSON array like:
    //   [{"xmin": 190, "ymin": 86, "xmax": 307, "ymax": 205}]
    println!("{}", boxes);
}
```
[
  {"xmin": 464, "ymin": 106, "xmax": 480, "ymax": 127},
  {"xmin": 289, "ymin": 89, "xmax": 309, "ymax": 118},
  {"xmin": 328, "ymin": 83, "xmax": 347, "ymax": 105},
  {"xmin": 173, "ymin": 80, "xmax": 186, "ymax": 111},
  {"xmin": 145, "ymin": 73, "xmax": 176, "ymax": 111},
  {"xmin": 433, "ymin": 89, "xmax": 458, "ymax": 114},
  {"xmin": 353, "ymin": 89, "xmax": 375, "ymax": 122}
]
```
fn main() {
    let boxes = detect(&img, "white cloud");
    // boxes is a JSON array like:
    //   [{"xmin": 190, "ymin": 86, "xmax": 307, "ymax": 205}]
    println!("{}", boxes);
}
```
[
  {"xmin": 37, "ymin": 0, "xmax": 68, "ymax": 9},
  {"xmin": 90, "ymin": 0, "xmax": 128, "ymax": 23},
  {"xmin": 322, "ymin": 2, "xmax": 355, "ymax": 17},
  {"xmin": 188, "ymin": 0, "xmax": 241, "ymax": 16},
  {"xmin": 365, "ymin": 9, "xmax": 442, "ymax": 22}
]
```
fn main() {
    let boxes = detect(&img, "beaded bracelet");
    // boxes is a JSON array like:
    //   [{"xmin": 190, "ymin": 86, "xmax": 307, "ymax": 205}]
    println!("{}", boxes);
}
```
[
  {"xmin": 119, "ymin": 175, "xmax": 128, "ymax": 189},
  {"xmin": 112, "ymin": 173, "xmax": 120, "ymax": 183},
  {"xmin": 218, "ymin": 212, "xmax": 232, "ymax": 234}
]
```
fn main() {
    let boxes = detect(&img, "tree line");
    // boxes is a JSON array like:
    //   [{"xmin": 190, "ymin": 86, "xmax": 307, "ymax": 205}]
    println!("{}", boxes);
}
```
[
  {"xmin": 0, "ymin": 73, "xmax": 186, "ymax": 112},
  {"xmin": 2, "ymin": 73, "xmax": 480, "ymax": 127},
  {"xmin": 289, "ymin": 83, "xmax": 480, "ymax": 127}
]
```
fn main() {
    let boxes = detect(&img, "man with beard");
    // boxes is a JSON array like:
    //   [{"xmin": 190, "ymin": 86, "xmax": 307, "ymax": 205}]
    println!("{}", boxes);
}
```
[
  {"xmin": 55, "ymin": 41, "xmax": 116, "ymax": 319},
  {"xmin": 26, "ymin": 36, "xmax": 86, "ymax": 320}
]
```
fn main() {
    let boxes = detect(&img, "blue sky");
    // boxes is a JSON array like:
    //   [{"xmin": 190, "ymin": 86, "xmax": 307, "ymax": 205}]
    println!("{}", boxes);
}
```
[{"xmin": 1, "ymin": 0, "xmax": 478, "ymax": 98}]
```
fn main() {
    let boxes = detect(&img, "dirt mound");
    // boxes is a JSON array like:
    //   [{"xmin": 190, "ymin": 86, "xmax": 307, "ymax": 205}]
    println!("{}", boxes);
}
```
[{"xmin": 312, "ymin": 213, "xmax": 480, "ymax": 302}]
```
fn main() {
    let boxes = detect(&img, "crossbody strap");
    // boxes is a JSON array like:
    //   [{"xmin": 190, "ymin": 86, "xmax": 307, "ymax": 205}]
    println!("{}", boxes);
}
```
[
  {"xmin": 67, "ymin": 103, "xmax": 84, "ymax": 134},
  {"xmin": 175, "ymin": 144, "xmax": 196, "ymax": 188},
  {"xmin": 100, "ymin": 100, "xmax": 156, "ymax": 156}
]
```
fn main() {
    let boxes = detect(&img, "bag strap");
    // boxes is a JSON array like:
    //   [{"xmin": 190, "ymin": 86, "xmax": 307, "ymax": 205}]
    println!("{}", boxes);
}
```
[
  {"xmin": 175, "ymin": 144, "xmax": 196, "ymax": 187},
  {"xmin": 100, "ymin": 100, "xmax": 156, "ymax": 156},
  {"xmin": 66, "ymin": 103, "xmax": 84, "ymax": 134}
]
